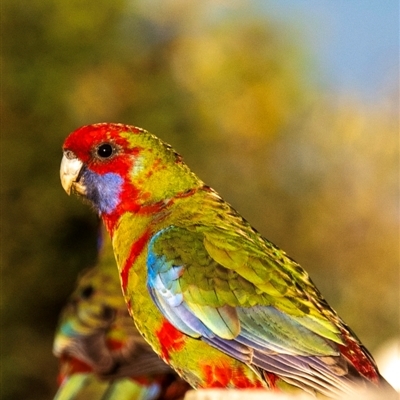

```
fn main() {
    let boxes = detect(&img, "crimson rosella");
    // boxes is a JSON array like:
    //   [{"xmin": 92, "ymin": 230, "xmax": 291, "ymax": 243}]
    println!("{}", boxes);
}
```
[{"xmin": 60, "ymin": 123, "xmax": 394, "ymax": 398}]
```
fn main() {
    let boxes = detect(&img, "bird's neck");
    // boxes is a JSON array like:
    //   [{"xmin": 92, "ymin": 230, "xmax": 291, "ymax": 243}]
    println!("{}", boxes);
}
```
[
  {"xmin": 102, "ymin": 152, "xmax": 202, "ymax": 234},
  {"xmin": 132, "ymin": 154, "xmax": 202, "ymax": 206}
]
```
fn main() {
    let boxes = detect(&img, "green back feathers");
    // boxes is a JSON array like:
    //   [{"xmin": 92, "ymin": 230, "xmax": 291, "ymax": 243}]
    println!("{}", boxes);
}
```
[
  {"xmin": 119, "ymin": 130, "xmax": 202, "ymax": 204},
  {"xmin": 149, "ymin": 187, "xmax": 344, "ymax": 347}
]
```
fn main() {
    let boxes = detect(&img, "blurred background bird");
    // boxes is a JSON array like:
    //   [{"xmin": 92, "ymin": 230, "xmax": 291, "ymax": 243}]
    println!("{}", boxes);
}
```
[{"xmin": 53, "ymin": 222, "xmax": 190, "ymax": 400}]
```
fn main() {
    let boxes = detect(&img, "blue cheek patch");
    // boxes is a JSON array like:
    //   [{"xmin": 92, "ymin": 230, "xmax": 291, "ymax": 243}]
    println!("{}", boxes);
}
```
[{"xmin": 83, "ymin": 170, "xmax": 123, "ymax": 214}]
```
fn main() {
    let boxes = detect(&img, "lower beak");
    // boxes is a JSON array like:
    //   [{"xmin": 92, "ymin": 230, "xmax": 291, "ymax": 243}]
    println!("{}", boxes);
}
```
[{"xmin": 60, "ymin": 154, "xmax": 85, "ymax": 195}]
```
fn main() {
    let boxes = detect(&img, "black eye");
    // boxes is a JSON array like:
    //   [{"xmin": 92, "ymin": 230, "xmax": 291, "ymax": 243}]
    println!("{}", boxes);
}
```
[
  {"xmin": 80, "ymin": 285, "xmax": 94, "ymax": 299},
  {"xmin": 97, "ymin": 143, "xmax": 113, "ymax": 159}
]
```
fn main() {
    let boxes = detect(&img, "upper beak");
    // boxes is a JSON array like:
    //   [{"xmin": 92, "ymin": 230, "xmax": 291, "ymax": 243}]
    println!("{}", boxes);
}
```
[{"xmin": 60, "ymin": 153, "xmax": 85, "ymax": 195}]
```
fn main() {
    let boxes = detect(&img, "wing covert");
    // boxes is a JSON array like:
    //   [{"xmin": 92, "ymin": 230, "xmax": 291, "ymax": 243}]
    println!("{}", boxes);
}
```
[{"xmin": 146, "ymin": 225, "xmax": 343, "ymax": 352}]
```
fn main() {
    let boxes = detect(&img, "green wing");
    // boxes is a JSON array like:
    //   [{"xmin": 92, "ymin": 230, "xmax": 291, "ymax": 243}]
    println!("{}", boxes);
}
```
[{"xmin": 147, "ymin": 222, "xmax": 344, "ymax": 357}]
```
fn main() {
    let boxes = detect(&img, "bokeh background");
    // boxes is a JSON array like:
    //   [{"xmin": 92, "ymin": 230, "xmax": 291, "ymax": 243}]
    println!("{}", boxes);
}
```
[{"xmin": 1, "ymin": 1, "xmax": 399, "ymax": 399}]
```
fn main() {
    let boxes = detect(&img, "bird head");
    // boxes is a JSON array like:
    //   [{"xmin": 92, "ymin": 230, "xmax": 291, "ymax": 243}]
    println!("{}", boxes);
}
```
[{"xmin": 61, "ymin": 123, "xmax": 200, "ymax": 221}]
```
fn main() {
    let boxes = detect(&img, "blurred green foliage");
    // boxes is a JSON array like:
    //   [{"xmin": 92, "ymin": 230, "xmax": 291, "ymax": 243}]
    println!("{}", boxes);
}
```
[{"xmin": 1, "ymin": 1, "xmax": 398, "ymax": 399}]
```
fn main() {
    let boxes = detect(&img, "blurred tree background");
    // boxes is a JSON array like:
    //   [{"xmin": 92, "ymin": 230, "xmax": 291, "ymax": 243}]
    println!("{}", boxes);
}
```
[{"xmin": 1, "ymin": 1, "xmax": 398, "ymax": 399}]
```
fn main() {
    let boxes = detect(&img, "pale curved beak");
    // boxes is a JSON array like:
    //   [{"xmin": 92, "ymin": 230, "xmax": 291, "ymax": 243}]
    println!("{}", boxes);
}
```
[{"xmin": 60, "ymin": 154, "xmax": 84, "ymax": 195}]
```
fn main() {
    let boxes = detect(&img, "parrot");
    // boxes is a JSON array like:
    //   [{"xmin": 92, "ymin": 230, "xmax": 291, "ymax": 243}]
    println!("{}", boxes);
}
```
[
  {"xmin": 53, "ymin": 222, "xmax": 190, "ymax": 400},
  {"xmin": 59, "ymin": 122, "xmax": 394, "ymax": 398}
]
